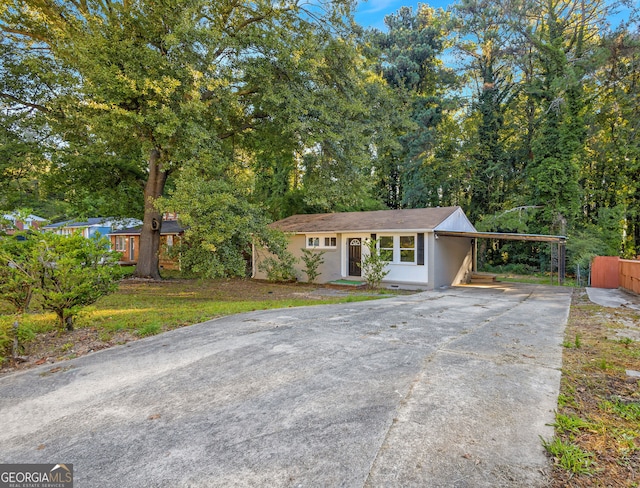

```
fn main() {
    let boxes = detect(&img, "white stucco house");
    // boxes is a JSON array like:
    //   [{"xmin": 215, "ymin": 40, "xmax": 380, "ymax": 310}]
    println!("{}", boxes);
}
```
[{"xmin": 253, "ymin": 206, "xmax": 478, "ymax": 290}]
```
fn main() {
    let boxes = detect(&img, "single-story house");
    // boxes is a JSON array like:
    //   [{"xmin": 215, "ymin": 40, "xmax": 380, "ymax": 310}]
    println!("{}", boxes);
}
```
[
  {"xmin": 43, "ymin": 217, "xmax": 141, "ymax": 240},
  {"xmin": 253, "ymin": 206, "xmax": 477, "ymax": 290},
  {"xmin": 1, "ymin": 213, "xmax": 46, "ymax": 234},
  {"xmin": 108, "ymin": 218, "xmax": 186, "ymax": 270}
]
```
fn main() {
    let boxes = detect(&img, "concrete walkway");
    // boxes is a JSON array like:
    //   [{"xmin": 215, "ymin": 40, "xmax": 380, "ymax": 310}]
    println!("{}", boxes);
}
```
[
  {"xmin": 0, "ymin": 283, "xmax": 572, "ymax": 487},
  {"xmin": 586, "ymin": 287, "xmax": 640, "ymax": 310}
]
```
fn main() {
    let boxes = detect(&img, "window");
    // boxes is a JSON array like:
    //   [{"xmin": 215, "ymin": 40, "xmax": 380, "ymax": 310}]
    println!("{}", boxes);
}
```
[
  {"xmin": 400, "ymin": 235, "xmax": 415, "ymax": 263},
  {"xmin": 306, "ymin": 235, "xmax": 337, "ymax": 249},
  {"xmin": 377, "ymin": 235, "xmax": 417, "ymax": 264},
  {"xmin": 379, "ymin": 236, "xmax": 394, "ymax": 262},
  {"xmin": 166, "ymin": 235, "xmax": 174, "ymax": 247},
  {"xmin": 115, "ymin": 236, "xmax": 126, "ymax": 252}
]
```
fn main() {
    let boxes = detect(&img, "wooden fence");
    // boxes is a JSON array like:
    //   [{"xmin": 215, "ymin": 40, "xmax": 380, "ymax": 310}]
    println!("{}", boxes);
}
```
[
  {"xmin": 620, "ymin": 259, "xmax": 640, "ymax": 294},
  {"xmin": 591, "ymin": 256, "xmax": 640, "ymax": 294}
]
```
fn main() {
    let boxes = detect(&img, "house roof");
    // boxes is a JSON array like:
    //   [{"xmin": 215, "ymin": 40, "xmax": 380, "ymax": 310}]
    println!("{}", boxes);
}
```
[
  {"xmin": 3, "ymin": 213, "xmax": 46, "ymax": 222},
  {"xmin": 43, "ymin": 217, "xmax": 142, "ymax": 230},
  {"xmin": 270, "ymin": 206, "xmax": 466, "ymax": 233},
  {"xmin": 109, "ymin": 220, "xmax": 186, "ymax": 236}
]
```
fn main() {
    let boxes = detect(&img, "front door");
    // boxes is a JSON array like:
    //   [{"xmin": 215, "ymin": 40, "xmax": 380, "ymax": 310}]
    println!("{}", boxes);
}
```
[
  {"xmin": 348, "ymin": 238, "xmax": 362, "ymax": 276},
  {"xmin": 129, "ymin": 236, "xmax": 135, "ymax": 262}
]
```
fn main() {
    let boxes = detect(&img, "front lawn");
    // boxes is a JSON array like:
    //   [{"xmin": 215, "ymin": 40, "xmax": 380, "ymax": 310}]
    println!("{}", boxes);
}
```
[{"xmin": 0, "ymin": 278, "xmax": 385, "ymax": 372}]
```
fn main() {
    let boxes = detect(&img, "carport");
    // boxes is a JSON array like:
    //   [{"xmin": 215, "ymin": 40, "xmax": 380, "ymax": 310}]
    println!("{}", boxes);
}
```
[{"xmin": 435, "ymin": 230, "xmax": 567, "ymax": 284}]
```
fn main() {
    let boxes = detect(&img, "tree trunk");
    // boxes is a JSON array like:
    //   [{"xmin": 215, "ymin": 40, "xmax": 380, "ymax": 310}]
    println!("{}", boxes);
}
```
[{"xmin": 134, "ymin": 148, "xmax": 169, "ymax": 280}]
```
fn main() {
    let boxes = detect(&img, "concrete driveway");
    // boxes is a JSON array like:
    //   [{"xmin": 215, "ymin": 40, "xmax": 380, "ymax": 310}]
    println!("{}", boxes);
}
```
[{"xmin": 0, "ymin": 283, "xmax": 571, "ymax": 487}]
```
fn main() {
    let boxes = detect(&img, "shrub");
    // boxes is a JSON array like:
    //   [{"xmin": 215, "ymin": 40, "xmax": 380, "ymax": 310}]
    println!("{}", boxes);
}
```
[
  {"xmin": 361, "ymin": 238, "xmax": 390, "ymax": 289},
  {"xmin": 32, "ymin": 232, "xmax": 123, "ymax": 331},
  {"xmin": 258, "ymin": 252, "xmax": 298, "ymax": 282},
  {"xmin": 300, "ymin": 248, "xmax": 325, "ymax": 284}
]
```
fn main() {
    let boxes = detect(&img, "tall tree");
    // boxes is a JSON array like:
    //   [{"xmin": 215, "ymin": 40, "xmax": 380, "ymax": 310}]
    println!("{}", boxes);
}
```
[
  {"xmin": 518, "ymin": 0, "xmax": 607, "ymax": 232},
  {"xmin": 453, "ymin": 0, "xmax": 520, "ymax": 221},
  {"xmin": 0, "ymin": 0, "xmax": 360, "ymax": 279},
  {"xmin": 368, "ymin": 5, "xmax": 460, "ymax": 209},
  {"xmin": 582, "ymin": 27, "xmax": 640, "ymax": 256}
]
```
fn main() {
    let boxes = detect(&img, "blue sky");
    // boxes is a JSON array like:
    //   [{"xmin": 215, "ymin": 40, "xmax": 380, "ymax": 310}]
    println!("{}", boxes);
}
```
[
  {"xmin": 354, "ymin": 1, "xmax": 452, "ymax": 30},
  {"xmin": 353, "ymin": 0, "xmax": 634, "ymax": 31}
]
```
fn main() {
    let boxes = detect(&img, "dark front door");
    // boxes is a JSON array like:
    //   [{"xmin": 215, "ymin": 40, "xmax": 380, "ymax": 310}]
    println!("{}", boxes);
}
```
[{"xmin": 348, "ymin": 238, "xmax": 362, "ymax": 276}]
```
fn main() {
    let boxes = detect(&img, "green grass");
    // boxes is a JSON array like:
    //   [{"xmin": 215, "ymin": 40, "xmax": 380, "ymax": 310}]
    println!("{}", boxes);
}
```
[
  {"xmin": 0, "ymin": 279, "xmax": 385, "ymax": 360},
  {"xmin": 552, "ymin": 413, "xmax": 595, "ymax": 436},
  {"xmin": 541, "ymin": 436, "xmax": 596, "ymax": 475},
  {"xmin": 600, "ymin": 398, "xmax": 640, "ymax": 422}
]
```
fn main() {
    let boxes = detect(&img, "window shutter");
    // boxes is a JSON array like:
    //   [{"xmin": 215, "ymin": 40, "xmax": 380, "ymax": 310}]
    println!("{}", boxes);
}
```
[
  {"xmin": 417, "ymin": 233, "xmax": 425, "ymax": 265},
  {"xmin": 371, "ymin": 233, "xmax": 376, "ymax": 240}
]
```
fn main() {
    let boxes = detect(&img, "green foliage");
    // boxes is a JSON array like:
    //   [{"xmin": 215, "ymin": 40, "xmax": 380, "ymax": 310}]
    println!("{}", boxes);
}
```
[
  {"xmin": 137, "ymin": 323, "xmax": 162, "ymax": 338},
  {"xmin": 33, "ymin": 233, "xmax": 122, "ymax": 331},
  {"xmin": 542, "ymin": 437, "xmax": 596, "ymax": 475},
  {"xmin": 552, "ymin": 413, "xmax": 594, "ymax": 435},
  {"xmin": 0, "ymin": 232, "xmax": 38, "ymax": 313},
  {"xmin": 368, "ymin": 5, "xmax": 461, "ymax": 210},
  {"xmin": 0, "ymin": 0, "xmax": 380, "ymax": 279},
  {"xmin": 258, "ymin": 252, "xmax": 298, "ymax": 283},
  {"xmin": 600, "ymin": 398, "xmax": 640, "ymax": 422},
  {"xmin": 300, "ymin": 248, "xmax": 325, "ymax": 284},
  {"xmin": 361, "ymin": 238, "xmax": 390, "ymax": 289},
  {"xmin": 0, "ymin": 313, "xmax": 39, "ymax": 364}
]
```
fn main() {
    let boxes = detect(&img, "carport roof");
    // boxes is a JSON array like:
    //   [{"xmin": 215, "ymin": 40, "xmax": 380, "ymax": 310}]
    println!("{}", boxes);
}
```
[
  {"xmin": 270, "ymin": 206, "xmax": 462, "ymax": 233},
  {"xmin": 435, "ymin": 230, "xmax": 566, "ymax": 243}
]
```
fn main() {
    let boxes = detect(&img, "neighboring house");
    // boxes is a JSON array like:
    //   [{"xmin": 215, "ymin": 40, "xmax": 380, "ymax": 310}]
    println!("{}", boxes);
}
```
[
  {"xmin": 43, "ymin": 217, "xmax": 141, "ymax": 240},
  {"xmin": 109, "ymin": 217, "xmax": 185, "ymax": 270},
  {"xmin": 1, "ymin": 213, "xmax": 46, "ymax": 234},
  {"xmin": 253, "ymin": 206, "xmax": 477, "ymax": 290}
]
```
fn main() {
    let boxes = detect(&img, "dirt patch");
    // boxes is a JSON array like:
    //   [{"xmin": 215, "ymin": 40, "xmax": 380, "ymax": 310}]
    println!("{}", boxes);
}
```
[{"xmin": 548, "ymin": 289, "xmax": 640, "ymax": 487}]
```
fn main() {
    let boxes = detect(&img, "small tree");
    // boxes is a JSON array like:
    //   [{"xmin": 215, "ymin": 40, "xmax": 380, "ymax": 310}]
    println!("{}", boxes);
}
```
[
  {"xmin": 0, "ymin": 232, "xmax": 39, "ymax": 362},
  {"xmin": 361, "ymin": 238, "xmax": 390, "ymax": 290},
  {"xmin": 34, "ymin": 232, "xmax": 122, "ymax": 331},
  {"xmin": 0, "ymin": 232, "xmax": 38, "ymax": 313},
  {"xmin": 300, "ymin": 248, "xmax": 325, "ymax": 284}
]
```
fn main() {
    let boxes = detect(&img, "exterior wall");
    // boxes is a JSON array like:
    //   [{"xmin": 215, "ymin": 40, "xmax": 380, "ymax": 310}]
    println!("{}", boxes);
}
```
[
  {"xmin": 159, "ymin": 235, "xmax": 181, "ymax": 270},
  {"xmin": 372, "ymin": 233, "xmax": 428, "ymax": 285},
  {"xmin": 433, "ymin": 236, "xmax": 473, "ymax": 289},
  {"xmin": 253, "ymin": 234, "xmax": 343, "ymax": 283},
  {"xmin": 111, "ymin": 235, "xmax": 138, "ymax": 263},
  {"xmin": 254, "ymin": 232, "xmax": 431, "ymax": 285},
  {"xmin": 434, "ymin": 208, "xmax": 476, "ymax": 232},
  {"xmin": 110, "ymin": 234, "xmax": 180, "ymax": 269},
  {"xmin": 90, "ymin": 226, "xmax": 112, "ymax": 239}
]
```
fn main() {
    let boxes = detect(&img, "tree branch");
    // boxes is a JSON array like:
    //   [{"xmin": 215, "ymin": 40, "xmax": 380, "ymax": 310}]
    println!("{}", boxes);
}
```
[{"xmin": 0, "ymin": 92, "xmax": 50, "ymax": 113}]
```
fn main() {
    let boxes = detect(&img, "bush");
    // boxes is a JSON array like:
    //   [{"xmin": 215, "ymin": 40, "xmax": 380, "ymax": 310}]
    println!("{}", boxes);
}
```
[
  {"xmin": 300, "ymin": 248, "xmax": 325, "ymax": 284},
  {"xmin": 0, "ymin": 232, "xmax": 123, "ymax": 332},
  {"xmin": 0, "ymin": 232, "xmax": 38, "ymax": 313},
  {"xmin": 361, "ymin": 238, "xmax": 390, "ymax": 289},
  {"xmin": 34, "ymin": 233, "xmax": 123, "ymax": 330},
  {"xmin": 258, "ymin": 252, "xmax": 298, "ymax": 282}
]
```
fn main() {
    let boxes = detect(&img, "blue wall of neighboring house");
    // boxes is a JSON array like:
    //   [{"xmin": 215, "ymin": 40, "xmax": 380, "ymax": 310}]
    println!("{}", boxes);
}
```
[{"xmin": 90, "ymin": 226, "xmax": 112, "ymax": 239}]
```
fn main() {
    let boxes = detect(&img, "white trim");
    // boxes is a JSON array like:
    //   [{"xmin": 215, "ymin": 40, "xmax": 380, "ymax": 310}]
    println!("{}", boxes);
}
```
[
  {"xmin": 376, "ymin": 233, "xmax": 417, "ymax": 265},
  {"xmin": 305, "ymin": 234, "xmax": 337, "ymax": 249},
  {"xmin": 341, "ymin": 234, "xmax": 369, "ymax": 278}
]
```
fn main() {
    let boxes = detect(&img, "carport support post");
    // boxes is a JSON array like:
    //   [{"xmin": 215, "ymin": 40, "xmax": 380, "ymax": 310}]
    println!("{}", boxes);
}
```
[
  {"xmin": 472, "ymin": 238, "xmax": 477, "ymax": 273},
  {"xmin": 559, "ymin": 241, "xmax": 566, "ymax": 285}
]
